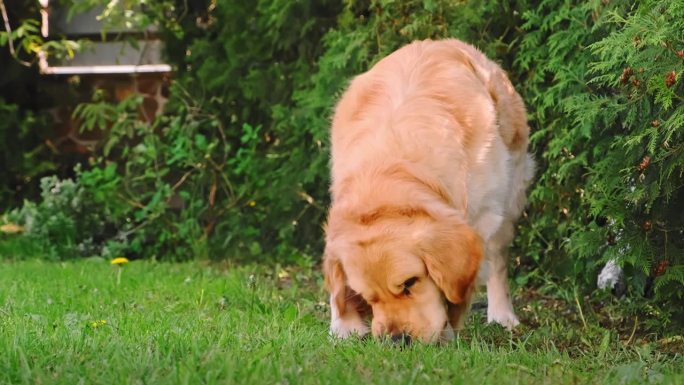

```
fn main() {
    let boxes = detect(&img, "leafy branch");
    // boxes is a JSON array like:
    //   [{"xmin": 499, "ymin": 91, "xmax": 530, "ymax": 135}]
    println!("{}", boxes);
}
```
[{"xmin": 0, "ymin": 0, "xmax": 31, "ymax": 66}]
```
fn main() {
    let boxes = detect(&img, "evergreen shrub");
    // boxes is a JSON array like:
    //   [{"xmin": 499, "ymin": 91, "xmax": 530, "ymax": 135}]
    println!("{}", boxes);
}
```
[{"xmin": 2, "ymin": 0, "xmax": 682, "ymax": 311}]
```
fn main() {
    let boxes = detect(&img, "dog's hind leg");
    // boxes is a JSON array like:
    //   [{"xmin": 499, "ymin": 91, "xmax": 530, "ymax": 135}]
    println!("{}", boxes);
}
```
[
  {"xmin": 484, "ymin": 152, "xmax": 534, "ymax": 329},
  {"xmin": 485, "ymin": 221, "xmax": 520, "ymax": 330}
]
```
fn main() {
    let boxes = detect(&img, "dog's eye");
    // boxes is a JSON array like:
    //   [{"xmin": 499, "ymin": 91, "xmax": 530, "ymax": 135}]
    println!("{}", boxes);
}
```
[
  {"xmin": 404, "ymin": 277, "xmax": 418, "ymax": 288},
  {"xmin": 402, "ymin": 277, "xmax": 418, "ymax": 295}
]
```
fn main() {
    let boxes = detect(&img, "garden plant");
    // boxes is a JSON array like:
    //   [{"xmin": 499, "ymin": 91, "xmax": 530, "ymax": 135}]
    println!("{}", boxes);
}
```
[{"xmin": 0, "ymin": 0, "xmax": 682, "ymax": 383}]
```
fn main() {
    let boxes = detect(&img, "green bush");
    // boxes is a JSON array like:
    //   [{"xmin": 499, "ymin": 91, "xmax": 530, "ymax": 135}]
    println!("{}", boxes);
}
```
[
  {"xmin": 7, "ymin": 163, "xmax": 125, "ymax": 259},
  {"xmin": 29, "ymin": 0, "xmax": 345, "ymax": 261},
  {"xmin": 2, "ymin": 0, "xmax": 682, "ymax": 312},
  {"xmin": 511, "ymin": 0, "xmax": 684, "ymax": 307}
]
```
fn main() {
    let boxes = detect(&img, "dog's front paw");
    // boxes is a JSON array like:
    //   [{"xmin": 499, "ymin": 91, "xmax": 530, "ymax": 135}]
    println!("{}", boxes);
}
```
[
  {"xmin": 330, "ymin": 315, "xmax": 369, "ymax": 339},
  {"xmin": 487, "ymin": 309, "xmax": 520, "ymax": 330}
]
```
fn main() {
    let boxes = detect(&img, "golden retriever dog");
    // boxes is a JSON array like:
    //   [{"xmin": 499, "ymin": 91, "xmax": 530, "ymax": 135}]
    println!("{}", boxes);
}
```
[{"xmin": 323, "ymin": 39, "xmax": 535, "ymax": 344}]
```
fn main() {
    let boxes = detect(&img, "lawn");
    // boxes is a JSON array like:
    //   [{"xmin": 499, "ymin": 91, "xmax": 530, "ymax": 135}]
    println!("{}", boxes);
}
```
[{"xmin": 0, "ymin": 259, "xmax": 682, "ymax": 385}]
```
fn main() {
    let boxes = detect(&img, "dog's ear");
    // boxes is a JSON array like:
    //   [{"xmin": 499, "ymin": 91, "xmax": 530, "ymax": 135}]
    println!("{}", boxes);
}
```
[
  {"xmin": 419, "ymin": 223, "xmax": 483, "ymax": 306},
  {"xmin": 323, "ymin": 242, "xmax": 372, "ymax": 320},
  {"xmin": 323, "ymin": 246, "xmax": 348, "ymax": 314}
]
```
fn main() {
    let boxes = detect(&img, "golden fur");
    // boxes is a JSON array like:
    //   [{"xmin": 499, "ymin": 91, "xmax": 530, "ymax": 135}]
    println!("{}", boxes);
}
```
[{"xmin": 323, "ymin": 39, "xmax": 535, "ymax": 343}]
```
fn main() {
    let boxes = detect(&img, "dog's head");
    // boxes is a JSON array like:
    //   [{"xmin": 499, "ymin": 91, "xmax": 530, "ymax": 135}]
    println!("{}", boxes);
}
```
[{"xmin": 324, "ymin": 205, "xmax": 482, "ymax": 343}]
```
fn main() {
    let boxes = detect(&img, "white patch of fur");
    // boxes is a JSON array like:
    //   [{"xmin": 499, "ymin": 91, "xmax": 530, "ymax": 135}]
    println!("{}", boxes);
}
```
[
  {"xmin": 329, "ymin": 295, "xmax": 369, "ymax": 338},
  {"xmin": 487, "ymin": 305, "xmax": 520, "ymax": 330},
  {"xmin": 597, "ymin": 259, "xmax": 624, "ymax": 290}
]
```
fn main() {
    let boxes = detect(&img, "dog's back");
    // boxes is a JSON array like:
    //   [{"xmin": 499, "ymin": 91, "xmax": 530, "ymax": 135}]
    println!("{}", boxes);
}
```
[{"xmin": 330, "ymin": 39, "xmax": 530, "ymax": 216}]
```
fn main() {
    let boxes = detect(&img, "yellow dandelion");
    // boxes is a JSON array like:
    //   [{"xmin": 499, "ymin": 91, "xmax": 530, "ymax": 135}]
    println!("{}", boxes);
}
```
[
  {"xmin": 277, "ymin": 269, "xmax": 290, "ymax": 279},
  {"xmin": 111, "ymin": 257, "xmax": 129, "ymax": 265},
  {"xmin": 248, "ymin": 200, "xmax": 256, "ymax": 207},
  {"xmin": 90, "ymin": 320, "xmax": 107, "ymax": 328},
  {"xmin": 111, "ymin": 257, "xmax": 129, "ymax": 285}
]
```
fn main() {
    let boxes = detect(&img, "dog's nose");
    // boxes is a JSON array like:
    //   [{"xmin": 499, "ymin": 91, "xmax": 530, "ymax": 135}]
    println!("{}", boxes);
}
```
[{"xmin": 390, "ymin": 332, "xmax": 412, "ymax": 346}]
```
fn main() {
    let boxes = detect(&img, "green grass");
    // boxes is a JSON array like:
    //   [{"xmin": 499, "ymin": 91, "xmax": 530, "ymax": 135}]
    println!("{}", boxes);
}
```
[{"xmin": 0, "ymin": 259, "xmax": 682, "ymax": 385}]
